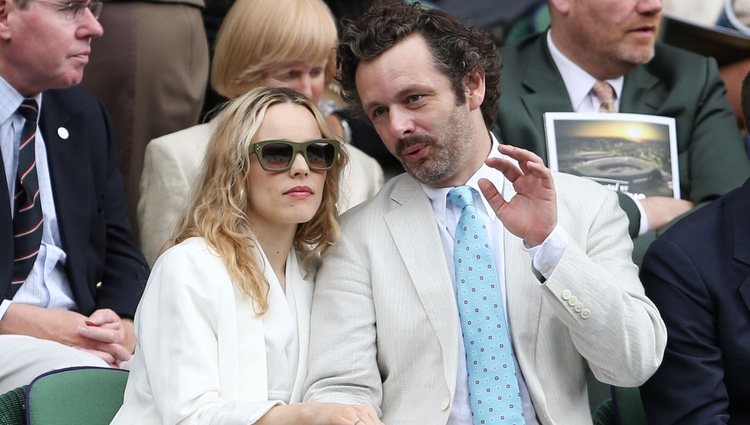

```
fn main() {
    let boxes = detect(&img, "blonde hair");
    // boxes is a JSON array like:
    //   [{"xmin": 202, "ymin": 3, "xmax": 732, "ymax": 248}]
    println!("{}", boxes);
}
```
[
  {"xmin": 170, "ymin": 87, "xmax": 346, "ymax": 314},
  {"xmin": 211, "ymin": 0, "xmax": 339, "ymax": 99}
]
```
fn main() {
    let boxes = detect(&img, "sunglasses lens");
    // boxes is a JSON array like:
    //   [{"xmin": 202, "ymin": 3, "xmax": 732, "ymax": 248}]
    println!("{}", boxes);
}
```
[
  {"xmin": 306, "ymin": 141, "xmax": 336, "ymax": 169},
  {"xmin": 260, "ymin": 143, "xmax": 294, "ymax": 170}
]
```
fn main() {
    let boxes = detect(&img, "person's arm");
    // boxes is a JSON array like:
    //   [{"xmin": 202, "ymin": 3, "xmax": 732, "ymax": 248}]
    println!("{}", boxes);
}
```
[
  {"xmin": 256, "ymin": 403, "xmax": 382, "ymax": 425},
  {"xmin": 138, "ymin": 136, "xmax": 193, "ymax": 266},
  {"xmin": 640, "ymin": 238, "xmax": 730, "ymax": 425},
  {"xmin": 304, "ymin": 228, "xmax": 383, "ymax": 414},
  {"xmin": 480, "ymin": 145, "xmax": 667, "ymax": 386}
]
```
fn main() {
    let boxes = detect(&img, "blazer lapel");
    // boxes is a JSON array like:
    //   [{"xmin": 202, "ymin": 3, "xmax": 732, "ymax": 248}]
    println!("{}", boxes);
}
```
[
  {"xmin": 39, "ymin": 96, "xmax": 90, "ymax": 291},
  {"xmin": 289, "ymin": 251, "xmax": 313, "ymax": 403},
  {"xmin": 620, "ymin": 65, "xmax": 663, "ymax": 115},
  {"xmin": 518, "ymin": 38, "xmax": 577, "ymax": 161},
  {"xmin": 0, "ymin": 151, "xmax": 12, "ymax": 293},
  {"xmin": 384, "ymin": 176, "xmax": 459, "ymax": 395},
  {"xmin": 500, "ymin": 178, "xmax": 547, "ymax": 407}
]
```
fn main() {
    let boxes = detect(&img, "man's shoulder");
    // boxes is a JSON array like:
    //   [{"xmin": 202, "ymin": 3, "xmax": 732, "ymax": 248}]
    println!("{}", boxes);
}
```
[
  {"xmin": 42, "ymin": 85, "xmax": 103, "ymax": 113},
  {"xmin": 499, "ymin": 32, "xmax": 546, "ymax": 70},
  {"xmin": 641, "ymin": 42, "xmax": 714, "ymax": 77},
  {"xmin": 500, "ymin": 31, "xmax": 545, "ymax": 57},
  {"xmin": 339, "ymin": 174, "xmax": 422, "ymax": 222},
  {"xmin": 146, "ymin": 121, "xmax": 215, "ymax": 161},
  {"xmin": 661, "ymin": 178, "xmax": 750, "ymax": 246}
]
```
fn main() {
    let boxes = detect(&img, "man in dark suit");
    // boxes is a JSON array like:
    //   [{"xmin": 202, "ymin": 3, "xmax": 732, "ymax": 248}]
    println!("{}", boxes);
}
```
[
  {"xmin": 0, "ymin": 0, "xmax": 148, "ymax": 392},
  {"xmin": 638, "ymin": 70, "xmax": 750, "ymax": 424},
  {"xmin": 495, "ymin": 0, "xmax": 750, "ymax": 255}
]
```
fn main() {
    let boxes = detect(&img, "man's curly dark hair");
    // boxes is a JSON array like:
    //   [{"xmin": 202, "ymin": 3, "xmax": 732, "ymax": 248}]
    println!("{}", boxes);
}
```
[{"xmin": 337, "ymin": 0, "xmax": 501, "ymax": 129}]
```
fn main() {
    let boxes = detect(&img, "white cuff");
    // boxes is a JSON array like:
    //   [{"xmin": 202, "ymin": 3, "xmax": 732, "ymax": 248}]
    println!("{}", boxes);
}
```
[
  {"xmin": 623, "ymin": 192, "xmax": 649, "ymax": 236},
  {"xmin": 524, "ymin": 225, "xmax": 568, "ymax": 281},
  {"xmin": 0, "ymin": 299, "xmax": 13, "ymax": 323}
]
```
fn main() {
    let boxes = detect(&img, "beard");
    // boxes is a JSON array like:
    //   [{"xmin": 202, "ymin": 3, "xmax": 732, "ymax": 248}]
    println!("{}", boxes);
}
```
[
  {"xmin": 396, "ymin": 133, "xmax": 454, "ymax": 184},
  {"xmin": 615, "ymin": 42, "xmax": 655, "ymax": 66},
  {"xmin": 395, "ymin": 106, "xmax": 474, "ymax": 186}
]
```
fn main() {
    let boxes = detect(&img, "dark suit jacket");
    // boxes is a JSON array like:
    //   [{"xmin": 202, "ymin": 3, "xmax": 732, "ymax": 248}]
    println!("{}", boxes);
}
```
[
  {"xmin": 495, "ymin": 33, "xmax": 750, "ymax": 237},
  {"xmin": 0, "ymin": 86, "xmax": 148, "ymax": 318},
  {"xmin": 639, "ymin": 177, "xmax": 750, "ymax": 424}
]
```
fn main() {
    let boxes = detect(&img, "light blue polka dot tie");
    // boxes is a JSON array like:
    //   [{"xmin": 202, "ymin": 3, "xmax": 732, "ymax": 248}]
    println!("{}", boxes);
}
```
[{"xmin": 448, "ymin": 186, "xmax": 525, "ymax": 425}]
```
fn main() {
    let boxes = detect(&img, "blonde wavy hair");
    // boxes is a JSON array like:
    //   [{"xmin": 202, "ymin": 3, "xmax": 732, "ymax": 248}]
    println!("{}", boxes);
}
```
[
  {"xmin": 169, "ymin": 87, "xmax": 346, "ymax": 314},
  {"xmin": 211, "ymin": 0, "xmax": 339, "ymax": 99}
]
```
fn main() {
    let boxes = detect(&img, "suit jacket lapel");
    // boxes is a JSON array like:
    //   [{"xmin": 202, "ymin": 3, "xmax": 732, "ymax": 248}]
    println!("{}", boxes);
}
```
[
  {"xmin": 0, "ymin": 138, "xmax": 13, "ymax": 292},
  {"xmin": 290, "ymin": 250, "xmax": 313, "ymax": 403},
  {"xmin": 39, "ymin": 95, "xmax": 89, "ymax": 291},
  {"xmin": 518, "ymin": 37, "xmax": 576, "ymax": 161},
  {"xmin": 499, "ymin": 178, "xmax": 546, "ymax": 406},
  {"xmin": 620, "ymin": 65, "xmax": 663, "ymax": 114},
  {"xmin": 384, "ymin": 176, "xmax": 459, "ymax": 395}
]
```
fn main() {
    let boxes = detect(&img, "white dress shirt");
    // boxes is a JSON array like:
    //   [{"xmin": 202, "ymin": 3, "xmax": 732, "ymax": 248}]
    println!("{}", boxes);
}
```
[
  {"xmin": 422, "ymin": 135, "xmax": 567, "ymax": 425},
  {"xmin": 546, "ymin": 31, "xmax": 650, "ymax": 235},
  {"xmin": 0, "ymin": 77, "xmax": 74, "ymax": 322}
]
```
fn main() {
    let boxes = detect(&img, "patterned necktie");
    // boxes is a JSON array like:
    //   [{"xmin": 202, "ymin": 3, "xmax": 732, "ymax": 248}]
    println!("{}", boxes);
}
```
[
  {"xmin": 448, "ymin": 186, "xmax": 525, "ymax": 425},
  {"xmin": 11, "ymin": 99, "xmax": 43, "ymax": 286},
  {"xmin": 591, "ymin": 80, "xmax": 617, "ymax": 113}
]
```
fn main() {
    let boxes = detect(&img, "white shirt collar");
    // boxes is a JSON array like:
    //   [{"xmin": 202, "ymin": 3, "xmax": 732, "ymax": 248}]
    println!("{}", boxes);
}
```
[
  {"xmin": 546, "ymin": 30, "xmax": 624, "ymax": 112},
  {"xmin": 422, "ymin": 133, "xmax": 505, "ymax": 224}
]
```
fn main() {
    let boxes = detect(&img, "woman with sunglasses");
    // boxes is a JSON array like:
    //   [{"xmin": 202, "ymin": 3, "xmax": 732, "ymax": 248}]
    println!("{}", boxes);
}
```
[
  {"xmin": 111, "ymin": 87, "xmax": 382, "ymax": 425},
  {"xmin": 137, "ymin": 0, "xmax": 384, "ymax": 266}
]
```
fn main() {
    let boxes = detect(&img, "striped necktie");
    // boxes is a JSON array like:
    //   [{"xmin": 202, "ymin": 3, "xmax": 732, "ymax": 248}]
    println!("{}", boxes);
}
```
[{"xmin": 11, "ymin": 99, "xmax": 43, "ymax": 286}]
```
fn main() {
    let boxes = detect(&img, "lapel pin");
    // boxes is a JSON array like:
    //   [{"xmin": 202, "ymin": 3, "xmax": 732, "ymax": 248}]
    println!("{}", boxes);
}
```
[{"xmin": 57, "ymin": 127, "xmax": 69, "ymax": 140}]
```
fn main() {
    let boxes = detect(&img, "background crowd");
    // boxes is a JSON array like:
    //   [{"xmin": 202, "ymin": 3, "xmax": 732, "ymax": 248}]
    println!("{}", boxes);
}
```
[{"xmin": 1, "ymin": 0, "xmax": 749, "ymax": 424}]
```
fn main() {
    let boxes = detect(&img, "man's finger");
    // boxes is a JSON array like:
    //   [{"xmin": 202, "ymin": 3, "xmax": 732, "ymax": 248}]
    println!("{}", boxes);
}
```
[
  {"xmin": 478, "ymin": 178, "xmax": 506, "ymax": 215},
  {"xmin": 498, "ymin": 143, "xmax": 544, "ymax": 165},
  {"xmin": 485, "ymin": 157, "xmax": 523, "ymax": 182},
  {"xmin": 78, "ymin": 325, "xmax": 120, "ymax": 344}
]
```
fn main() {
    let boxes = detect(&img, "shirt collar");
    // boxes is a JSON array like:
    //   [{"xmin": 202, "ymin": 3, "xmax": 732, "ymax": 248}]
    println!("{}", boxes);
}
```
[
  {"xmin": 422, "ymin": 133, "xmax": 505, "ymax": 224},
  {"xmin": 0, "ymin": 76, "xmax": 43, "ymax": 125},
  {"xmin": 546, "ymin": 30, "xmax": 623, "ymax": 111}
]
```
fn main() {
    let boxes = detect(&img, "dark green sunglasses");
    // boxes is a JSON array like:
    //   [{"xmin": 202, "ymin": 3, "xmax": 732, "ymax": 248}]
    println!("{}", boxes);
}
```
[{"xmin": 250, "ymin": 139, "xmax": 341, "ymax": 172}]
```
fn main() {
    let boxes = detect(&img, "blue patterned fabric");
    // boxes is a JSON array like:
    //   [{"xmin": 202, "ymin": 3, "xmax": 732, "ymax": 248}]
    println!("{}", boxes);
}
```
[{"xmin": 448, "ymin": 186, "xmax": 525, "ymax": 425}]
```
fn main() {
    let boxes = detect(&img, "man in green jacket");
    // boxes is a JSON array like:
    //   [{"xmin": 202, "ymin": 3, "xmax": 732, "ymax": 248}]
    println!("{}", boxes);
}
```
[{"xmin": 495, "ymin": 0, "xmax": 750, "ymax": 260}]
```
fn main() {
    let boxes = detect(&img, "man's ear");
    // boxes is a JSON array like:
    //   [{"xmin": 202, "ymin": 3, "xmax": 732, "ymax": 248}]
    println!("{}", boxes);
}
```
[
  {"xmin": 0, "ymin": 0, "xmax": 13, "ymax": 41},
  {"xmin": 463, "ymin": 69, "xmax": 486, "ymax": 111},
  {"xmin": 548, "ymin": 0, "xmax": 570, "ymax": 15}
]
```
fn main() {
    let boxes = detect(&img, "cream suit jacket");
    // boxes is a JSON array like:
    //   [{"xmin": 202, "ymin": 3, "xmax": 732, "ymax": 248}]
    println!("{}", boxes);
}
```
[
  {"xmin": 111, "ymin": 237, "xmax": 314, "ymax": 424},
  {"xmin": 305, "ymin": 171, "xmax": 667, "ymax": 425},
  {"xmin": 137, "ymin": 120, "xmax": 385, "ymax": 265}
]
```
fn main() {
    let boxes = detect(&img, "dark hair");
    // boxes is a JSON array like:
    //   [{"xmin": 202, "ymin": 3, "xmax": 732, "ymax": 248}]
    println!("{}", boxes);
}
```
[
  {"xmin": 742, "ymin": 70, "xmax": 750, "ymax": 127},
  {"xmin": 337, "ymin": 0, "xmax": 501, "ymax": 129}
]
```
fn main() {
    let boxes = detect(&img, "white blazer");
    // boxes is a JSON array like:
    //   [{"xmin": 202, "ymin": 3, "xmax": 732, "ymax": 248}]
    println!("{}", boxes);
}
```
[
  {"xmin": 137, "ymin": 120, "xmax": 384, "ymax": 265},
  {"xmin": 305, "ymin": 172, "xmax": 667, "ymax": 425},
  {"xmin": 111, "ymin": 237, "xmax": 314, "ymax": 425}
]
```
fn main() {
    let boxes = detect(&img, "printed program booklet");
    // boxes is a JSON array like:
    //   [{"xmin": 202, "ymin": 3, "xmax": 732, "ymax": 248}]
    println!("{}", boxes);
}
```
[{"xmin": 544, "ymin": 112, "xmax": 679, "ymax": 199}]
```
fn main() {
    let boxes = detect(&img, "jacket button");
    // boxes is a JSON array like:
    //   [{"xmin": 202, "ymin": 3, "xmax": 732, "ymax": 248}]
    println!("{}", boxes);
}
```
[
  {"xmin": 567, "ymin": 295, "xmax": 578, "ymax": 306},
  {"xmin": 561, "ymin": 289, "xmax": 571, "ymax": 300},
  {"xmin": 96, "ymin": 281, "xmax": 102, "ymax": 288},
  {"xmin": 574, "ymin": 302, "xmax": 584, "ymax": 312},
  {"xmin": 441, "ymin": 398, "xmax": 450, "ymax": 411},
  {"xmin": 581, "ymin": 308, "xmax": 591, "ymax": 319}
]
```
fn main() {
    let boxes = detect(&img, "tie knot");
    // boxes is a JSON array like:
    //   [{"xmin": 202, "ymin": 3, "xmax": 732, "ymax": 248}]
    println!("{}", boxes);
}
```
[
  {"xmin": 591, "ymin": 80, "xmax": 616, "ymax": 113},
  {"xmin": 447, "ymin": 186, "xmax": 475, "ymax": 210},
  {"xmin": 17, "ymin": 99, "xmax": 39, "ymax": 123}
]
